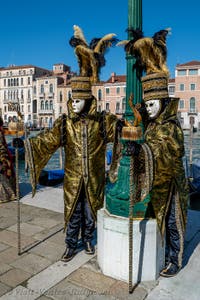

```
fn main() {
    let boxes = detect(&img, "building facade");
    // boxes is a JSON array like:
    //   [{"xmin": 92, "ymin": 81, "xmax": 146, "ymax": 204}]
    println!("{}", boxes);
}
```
[
  {"xmin": 175, "ymin": 61, "xmax": 200, "ymax": 130},
  {"xmin": 1, "ymin": 61, "xmax": 200, "ymax": 130}
]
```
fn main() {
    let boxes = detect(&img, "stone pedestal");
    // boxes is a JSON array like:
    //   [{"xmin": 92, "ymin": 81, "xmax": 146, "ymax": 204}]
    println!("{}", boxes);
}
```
[{"xmin": 97, "ymin": 208, "xmax": 165, "ymax": 283}]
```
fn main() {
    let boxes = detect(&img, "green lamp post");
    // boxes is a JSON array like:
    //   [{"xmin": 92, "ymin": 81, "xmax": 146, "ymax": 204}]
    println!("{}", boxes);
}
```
[{"xmin": 106, "ymin": 0, "xmax": 152, "ymax": 218}]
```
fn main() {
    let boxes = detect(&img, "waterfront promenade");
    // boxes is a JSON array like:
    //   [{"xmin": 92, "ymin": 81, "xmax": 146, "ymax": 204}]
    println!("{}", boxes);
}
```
[{"xmin": 0, "ymin": 183, "xmax": 199, "ymax": 300}]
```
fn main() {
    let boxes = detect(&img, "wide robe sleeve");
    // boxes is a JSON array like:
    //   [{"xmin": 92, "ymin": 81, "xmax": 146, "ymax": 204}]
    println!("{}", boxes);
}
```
[{"xmin": 24, "ymin": 117, "xmax": 62, "ymax": 196}]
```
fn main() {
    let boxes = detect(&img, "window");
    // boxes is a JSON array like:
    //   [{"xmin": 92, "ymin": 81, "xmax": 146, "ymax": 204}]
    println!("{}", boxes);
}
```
[
  {"xmin": 21, "ymin": 90, "xmax": 24, "ymax": 99},
  {"xmin": 33, "ymin": 100, "xmax": 37, "ymax": 113},
  {"xmin": 116, "ymin": 102, "xmax": 120, "ymax": 113},
  {"xmin": 33, "ymin": 86, "xmax": 36, "ymax": 94},
  {"xmin": 60, "ymin": 92, "xmax": 63, "ymax": 102},
  {"xmin": 59, "ymin": 107, "xmax": 62, "ymax": 114},
  {"xmin": 106, "ymin": 88, "xmax": 110, "ymax": 94},
  {"xmin": 49, "ymin": 84, "xmax": 53, "ymax": 93},
  {"xmin": 177, "ymin": 70, "xmax": 186, "ymax": 76},
  {"xmin": 41, "ymin": 100, "xmax": 44, "ymax": 110},
  {"xmin": 98, "ymin": 89, "xmax": 102, "ymax": 101},
  {"xmin": 190, "ymin": 97, "xmax": 196, "ymax": 113},
  {"xmin": 68, "ymin": 91, "xmax": 71, "ymax": 100},
  {"xmin": 124, "ymin": 87, "xmax": 126, "ymax": 94},
  {"xmin": 190, "ymin": 84, "xmax": 196, "ymax": 90},
  {"xmin": 21, "ymin": 78, "xmax": 23, "ymax": 85},
  {"xmin": 4, "ymin": 79, "xmax": 6, "ymax": 86},
  {"xmin": 122, "ymin": 97, "xmax": 126, "ymax": 112},
  {"xmin": 116, "ymin": 87, "xmax": 120, "ymax": 94},
  {"xmin": 28, "ymin": 89, "xmax": 31, "ymax": 99},
  {"xmin": 189, "ymin": 69, "xmax": 198, "ymax": 75},
  {"xmin": 4, "ymin": 106, "xmax": 6, "ymax": 112},
  {"xmin": 28, "ymin": 77, "xmax": 31, "ymax": 85},
  {"xmin": 45, "ymin": 100, "xmax": 48, "ymax": 110},
  {"xmin": 41, "ymin": 84, "xmax": 44, "ymax": 93},
  {"xmin": 28, "ymin": 105, "xmax": 30, "ymax": 112},
  {"xmin": 179, "ymin": 84, "xmax": 184, "ymax": 91},
  {"xmin": 179, "ymin": 99, "xmax": 184, "ymax": 109},
  {"xmin": 106, "ymin": 103, "xmax": 110, "ymax": 111},
  {"xmin": 50, "ymin": 100, "xmax": 53, "ymax": 110},
  {"xmin": 168, "ymin": 86, "xmax": 175, "ymax": 94},
  {"xmin": 98, "ymin": 105, "xmax": 101, "ymax": 112}
]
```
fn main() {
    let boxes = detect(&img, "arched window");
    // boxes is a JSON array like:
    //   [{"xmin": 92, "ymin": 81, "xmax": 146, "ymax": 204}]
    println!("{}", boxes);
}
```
[
  {"xmin": 49, "ymin": 100, "xmax": 53, "ymax": 110},
  {"xmin": 45, "ymin": 101, "xmax": 48, "ymax": 110},
  {"xmin": 98, "ymin": 89, "xmax": 102, "ymax": 101},
  {"xmin": 190, "ymin": 97, "xmax": 196, "ymax": 113},
  {"xmin": 41, "ymin": 100, "xmax": 44, "ymax": 110}
]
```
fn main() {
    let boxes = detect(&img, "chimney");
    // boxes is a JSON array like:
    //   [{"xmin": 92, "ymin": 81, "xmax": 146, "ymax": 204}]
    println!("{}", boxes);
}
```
[{"xmin": 111, "ymin": 72, "xmax": 116, "ymax": 83}]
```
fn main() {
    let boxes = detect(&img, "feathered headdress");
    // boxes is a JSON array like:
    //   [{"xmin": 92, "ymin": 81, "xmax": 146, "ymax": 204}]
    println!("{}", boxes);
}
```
[
  {"xmin": 69, "ymin": 25, "xmax": 118, "ymax": 83},
  {"xmin": 117, "ymin": 27, "xmax": 171, "ymax": 78}
]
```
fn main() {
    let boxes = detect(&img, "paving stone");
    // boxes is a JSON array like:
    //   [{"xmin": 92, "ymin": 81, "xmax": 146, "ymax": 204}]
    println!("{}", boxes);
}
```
[
  {"xmin": 109, "ymin": 280, "xmax": 148, "ymax": 300},
  {"xmin": 82, "ymin": 256, "xmax": 102, "ymax": 273},
  {"xmin": 28, "ymin": 241, "xmax": 64, "ymax": 262},
  {"xmin": 0, "ymin": 217, "xmax": 17, "ymax": 230},
  {"xmin": 0, "ymin": 282, "xmax": 11, "ymax": 297},
  {"xmin": 33, "ymin": 226, "xmax": 65, "ymax": 246},
  {"xmin": 68, "ymin": 267, "xmax": 117, "ymax": 294},
  {"xmin": 46, "ymin": 280, "xmax": 92, "ymax": 300},
  {"xmin": 36, "ymin": 296, "xmax": 53, "ymax": 300},
  {"xmin": 0, "ymin": 268, "xmax": 31, "ymax": 288},
  {"xmin": 8, "ymin": 223, "xmax": 44, "ymax": 236},
  {"xmin": 0, "ymin": 247, "xmax": 22, "ymax": 264},
  {"xmin": 0, "ymin": 285, "xmax": 39, "ymax": 300},
  {"xmin": 0, "ymin": 243, "xmax": 10, "ymax": 253},
  {"xmin": 0, "ymin": 263, "xmax": 12, "ymax": 276},
  {"xmin": 10, "ymin": 253, "xmax": 51, "ymax": 275},
  {"xmin": 28, "ymin": 217, "xmax": 61, "ymax": 229},
  {"xmin": 0, "ymin": 230, "xmax": 37, "ymax": 248}
]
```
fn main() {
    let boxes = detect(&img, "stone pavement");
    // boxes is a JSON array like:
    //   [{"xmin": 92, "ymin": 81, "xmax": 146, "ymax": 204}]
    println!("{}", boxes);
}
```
[{"xmin": 0, "ymin": 183, "xmax": 199, "ymax": 300}]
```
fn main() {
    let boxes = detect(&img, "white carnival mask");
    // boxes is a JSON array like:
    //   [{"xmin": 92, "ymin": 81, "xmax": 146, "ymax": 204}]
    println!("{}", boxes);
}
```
[
  {"xmin": 145, "ymin": 99, "xmax": 161, "ymax": 119},
  {"xmin": 72, "ymin": 99, "xmax": 86, "ymax": 113}
]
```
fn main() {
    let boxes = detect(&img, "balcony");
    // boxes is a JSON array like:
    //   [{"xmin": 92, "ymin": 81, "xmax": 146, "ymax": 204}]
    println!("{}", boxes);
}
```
[
  {"xmin": 188, "ymin": 109, "xmax": 198, "ymax": 116},
  {"xmin": 38, "ymin": 109, "xmax": 54, "ymax": 115}
]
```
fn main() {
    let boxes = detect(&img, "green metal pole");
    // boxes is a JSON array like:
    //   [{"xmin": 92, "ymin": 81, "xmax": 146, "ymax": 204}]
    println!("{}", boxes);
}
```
[{"xmin": 125, "ymin": 0, "xmax": 142, "ymax": 119}]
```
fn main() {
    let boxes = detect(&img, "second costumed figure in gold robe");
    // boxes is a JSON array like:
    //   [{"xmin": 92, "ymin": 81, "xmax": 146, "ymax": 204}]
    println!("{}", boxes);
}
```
[
  {"xmin": 24, "ymin": 25, "xmax": 122, "ymax": 262},
  {"xmin": 122, "ymin": 28, "xmax": 188, "ymax": 277}
]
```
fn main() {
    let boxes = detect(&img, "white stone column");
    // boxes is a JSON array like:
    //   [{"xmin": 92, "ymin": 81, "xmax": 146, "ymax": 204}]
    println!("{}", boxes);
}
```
[{"xmin": 97, "ymin": 208, "xmax": 165, "ymax": 283}]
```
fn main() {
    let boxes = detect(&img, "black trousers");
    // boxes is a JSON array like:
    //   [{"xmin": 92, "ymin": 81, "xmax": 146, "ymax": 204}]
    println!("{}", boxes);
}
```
[
  {"xmin": 165, "ymin": 195, "xmax": 184, "ymax": 268},
  {"xmin": 65, "ymin": 185, "xmax": 95, "ymax": 249}
]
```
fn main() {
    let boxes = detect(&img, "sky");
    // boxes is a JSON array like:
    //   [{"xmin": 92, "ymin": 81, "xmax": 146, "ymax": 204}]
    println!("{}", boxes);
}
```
[{"xmin": 0, "ymin": 0, "xmax": 200, "ymax": 80}]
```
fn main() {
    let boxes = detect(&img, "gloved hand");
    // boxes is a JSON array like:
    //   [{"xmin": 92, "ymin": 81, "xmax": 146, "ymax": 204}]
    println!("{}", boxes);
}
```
[{"xmin": 125, "ymin": 141, "xmax": 141, "ymax": 156}]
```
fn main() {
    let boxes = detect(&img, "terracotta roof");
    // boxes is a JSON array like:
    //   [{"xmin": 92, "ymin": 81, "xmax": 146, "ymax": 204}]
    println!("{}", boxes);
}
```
[
  {"xmin": 106, "ymin": 75, "xmax": 126, "ymax": 83},
  {"xmin": 176, "ymin": 61, "xmax": 200, "ymax": 67}
]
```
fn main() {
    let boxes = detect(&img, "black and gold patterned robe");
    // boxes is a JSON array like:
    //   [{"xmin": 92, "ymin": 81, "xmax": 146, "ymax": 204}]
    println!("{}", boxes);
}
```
[
  {"xmin": 24, "ymin": 98, "xmax": 118, "ymax": 230},
  {"xmin": 144, "ymin": 98, "xmax": 188, "ymax": 237}
]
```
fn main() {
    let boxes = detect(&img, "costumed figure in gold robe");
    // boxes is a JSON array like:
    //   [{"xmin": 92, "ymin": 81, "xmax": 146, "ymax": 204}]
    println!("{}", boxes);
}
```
[
  {"xmin": 24, "ymin": 25, "xmax": 123, "ymax": 262},
  {"xmin": 122, "ymin": 28, "xmax": 188, "ymax": 277},
  {"xmin": 0, "ymin": 116, "xmax": 16, "ymax": 203}
]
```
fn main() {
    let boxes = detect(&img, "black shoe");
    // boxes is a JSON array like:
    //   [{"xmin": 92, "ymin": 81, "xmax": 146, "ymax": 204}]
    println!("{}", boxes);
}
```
[
  {"xmin": 61, "ymin": 247, "xmax": 76, "ymax": 262},
  {"xmin": 160, "ymin": 262, "xmax": 181, "ymax": 277},
  {"xmin": 84, "ymin": 241, "xmax": 95, "ymax": 255}
]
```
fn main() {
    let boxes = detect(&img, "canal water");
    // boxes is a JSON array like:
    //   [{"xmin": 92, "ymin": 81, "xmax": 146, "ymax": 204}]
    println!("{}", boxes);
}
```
[{"xmin": 6, "ymin": 130, "xmax": 200, "ymax": 183}]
